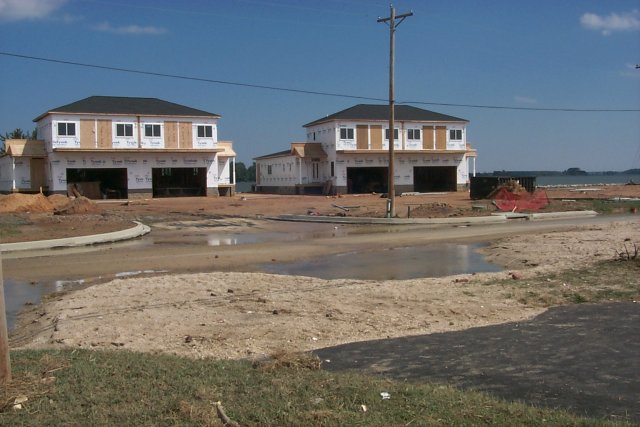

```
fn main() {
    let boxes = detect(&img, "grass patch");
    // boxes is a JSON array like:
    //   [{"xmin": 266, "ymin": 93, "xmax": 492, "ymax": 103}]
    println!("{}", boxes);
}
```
[
  {"xmin": 0, "ymin": 223, "xmax": 20, "ymax": 241},
  {"xmin": 490, "ymin": 258, "xmax": 640, "ymax": 307},
  {"xmin": 590, "ymin": 199, "xmax": 640, "ymax": 214},
  {"xmin": 1, "ymin": 349, "xmax": 633, "ymax": 426}
]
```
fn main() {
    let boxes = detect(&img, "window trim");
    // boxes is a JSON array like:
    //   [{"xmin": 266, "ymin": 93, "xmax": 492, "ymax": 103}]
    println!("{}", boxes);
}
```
[
  {"xmin": 407, "ymin": 128, "xmax": 421, "ymax": 141},
  {"xmin": 384, "ymin": 128, "xmax": 399, "ymax": 141},
  {"xmin": 339, "ymin": 127, "xmax": 354, "ymax": 140},
  {"xmin": 116, "ymin": 123, "xmax": 134, "ymax": 137},
  {"xmin": 144, "ymin": 124, "xmax": 162, "ymax": 138},
  {"xmin": 197, "ymin": 125, "xmax": 213, "ymax": 138},
  {"xmin": 57, "ymin": 122, "xmax": 76, "ymax": 137},
  {"xmin": 449, "ymin": 129, "xmax": 463, "ymax": 141}
]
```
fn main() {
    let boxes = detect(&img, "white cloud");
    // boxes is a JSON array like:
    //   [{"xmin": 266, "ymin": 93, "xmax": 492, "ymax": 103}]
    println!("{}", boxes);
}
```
[
  {"xmin": 580, "ymin": 10, "xmax": 640, "ymax": 35},
  {"xmin": 514, "ymin": 95, "xmax": 537, "ymax": 105},
  {"xmin": 93, "ymin": 21, "xmax": 167, "ymax": 35},
  {"xmin": 0, "ymin": 0, "xmax": 66, "ymax": 21}
]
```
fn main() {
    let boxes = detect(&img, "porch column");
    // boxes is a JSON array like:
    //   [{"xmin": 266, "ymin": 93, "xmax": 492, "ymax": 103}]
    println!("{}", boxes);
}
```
[{"xmin": 11, "ymin": 158, "xmax": 16, "ymax": 191}]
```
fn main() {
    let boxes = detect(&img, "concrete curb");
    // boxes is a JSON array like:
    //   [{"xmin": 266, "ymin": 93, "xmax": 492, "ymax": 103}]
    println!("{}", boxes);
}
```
[
  {"xmin": 271, "ymin": 210, "xmax": 598, "ymax": 225},
  {"xmin": 0, "ymin": 221, "xmax": 151, "ymax": 253},
  {"xmin": 270, "ymin": 214, "xmax": 508, "ymax": 225}
]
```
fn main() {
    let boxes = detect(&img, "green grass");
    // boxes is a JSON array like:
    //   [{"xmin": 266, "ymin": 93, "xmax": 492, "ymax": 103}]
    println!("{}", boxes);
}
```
[
  {"xmin": 590, "ymin": 200, "xmax": 640, "ymax": 214},
  {"xmin": 0, "ymin": 223, "xmax": 20, "ymax": 241},
  {"xmin": 1, "ymin": 349, "xmax": 633, "ymax": 427},
  {"xmin": 491, "ymin": 258, "xmax": 640, "ymax": 307}
]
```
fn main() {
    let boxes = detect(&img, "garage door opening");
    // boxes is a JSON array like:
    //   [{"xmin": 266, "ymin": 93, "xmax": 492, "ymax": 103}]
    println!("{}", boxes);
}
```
[
  {"xmin": 152, "ymin": 167, "xmax": 206, "ymax": 197},
  {"xmin": 414, "ymin": 166, "xmax": 457, "ymax": 192},
  {"xmin": 347, "ymin": 167, "xmax": 388, "ymax": 194},
  {"xmin": 66, "ymin": 168, "xmax": 128, "ymax": 199}
]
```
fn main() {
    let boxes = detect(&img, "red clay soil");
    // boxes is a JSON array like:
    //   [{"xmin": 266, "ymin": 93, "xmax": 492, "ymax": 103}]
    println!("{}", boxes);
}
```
[{"xmin": 1, "ymin": 184, "xmax": 638, "ymax": 244}]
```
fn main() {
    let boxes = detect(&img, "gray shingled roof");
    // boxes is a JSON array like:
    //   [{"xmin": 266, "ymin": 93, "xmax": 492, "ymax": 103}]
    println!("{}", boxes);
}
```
[
  {"xmin": 304, "ymin": 104, "xmax": 467, "ymax": 127},
  {"xmin": 34, "ymin": 96, "xmax": 220, "ymax": 122}
]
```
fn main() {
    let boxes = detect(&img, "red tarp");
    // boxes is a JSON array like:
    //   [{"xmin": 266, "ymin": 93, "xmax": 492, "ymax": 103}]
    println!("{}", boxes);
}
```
[{"xmin": 492, "ymin": 188, "xmax": 549, "ymax": 212}]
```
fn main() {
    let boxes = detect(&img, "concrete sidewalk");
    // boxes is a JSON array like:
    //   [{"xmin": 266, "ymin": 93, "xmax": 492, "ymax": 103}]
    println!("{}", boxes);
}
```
[
  {"xmin": 0, "ymin": 221, "xmax": 151, "ymax": 253},
  {"xmin": 271, "ymin": 210, "xmax": 598, "ymax": 225}
]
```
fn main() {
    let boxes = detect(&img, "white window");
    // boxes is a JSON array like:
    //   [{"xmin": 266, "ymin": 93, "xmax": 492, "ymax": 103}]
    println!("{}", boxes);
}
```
[
  {"xmin": 339, "ymin": 127, "xmax": 354, "ymax": 140},
  {"xmin": 312, "ymin": 162, "xmax": 319, "ymax": 180},
  {"xmin": 116, "ymin": 123, "xmax": 133, "ymax": 137},
  {"xmin": 145, "ymin": 124, "xmax": 161, "ymax": 137},
  {"xmin": 407, "ymin": 128, "xmax": 421, "ymax": 140},
  {"xmin": 267, "ymin": 165, "xmax": 272, "ymax": 175},
  {"xmin": 385, "ymin": 128, "xmax": 399, "ymax": 140},
  {"xmin": 449, "ymin": 129, "xmax": 463, "ymax": 141},
  {"xmin": 57, "ymin": 122, "xmax": 76, "ymax": 136},
  {"xmin": 197, "ymin": 125, "xmax": 213, "ymax": 138}
]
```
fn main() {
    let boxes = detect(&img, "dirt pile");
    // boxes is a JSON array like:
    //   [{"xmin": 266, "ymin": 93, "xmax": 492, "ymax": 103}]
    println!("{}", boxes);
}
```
[
  {"xmin": 53, "ymin": 196, "xmax": 101, "ymax": 215},
  {"xmin": 0, "ymin": 193, "xmax": 54, "ymax": 213},
  {"xmin": 0, "ymin": 193, "xmax": 100, "ymax": 215}
]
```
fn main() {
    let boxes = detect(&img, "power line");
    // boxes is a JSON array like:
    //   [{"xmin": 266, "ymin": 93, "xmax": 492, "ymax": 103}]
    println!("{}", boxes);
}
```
[
  {"xmin": 1, "ymin": 51, "xmax": 638, "ymax": 113},
  {"xmin": 0, "ymin": 51, "xmax": 386, "ymax": 103}
]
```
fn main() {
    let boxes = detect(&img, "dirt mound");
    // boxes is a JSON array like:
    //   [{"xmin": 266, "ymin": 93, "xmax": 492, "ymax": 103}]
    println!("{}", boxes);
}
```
[
  {"xmin": 53, "ymin": 196, "xmax": 101, "ymax": 215},
  {"xmin": 47, "ymin": 194, "xmax": 72, "ymax": 210},
  {"xmin": 0, "ymin": 193, "xmax": 101, "ymax": 215},
  {"xmin": 0, "ymin": 193, "xmax": 54, "ymax": 213}
]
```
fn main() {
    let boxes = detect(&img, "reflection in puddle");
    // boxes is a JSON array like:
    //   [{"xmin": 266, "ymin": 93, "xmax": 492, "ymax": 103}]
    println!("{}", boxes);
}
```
[
  {"xmin": 261, "ymin": 243, "xmax": 501, "ymax": 280},
  {"xmin": 153, "ymin": 228, "xmax": 356, "ymax": 247}
]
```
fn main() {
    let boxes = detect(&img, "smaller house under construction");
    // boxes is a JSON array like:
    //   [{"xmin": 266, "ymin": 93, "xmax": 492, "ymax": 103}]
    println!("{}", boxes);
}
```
[{"xmin": 254, "ymin": 104, "xmax": 478, "ymax": 195}]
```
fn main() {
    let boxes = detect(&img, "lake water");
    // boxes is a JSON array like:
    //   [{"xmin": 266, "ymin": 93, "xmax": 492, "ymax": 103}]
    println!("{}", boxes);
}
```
[
  {"xmin": 236, "ymin": 174, "xmax": 638, "ymax": 193},
  {"xmin": 535, "ymin": 174, "xmax": 639, "ymax": 186}
]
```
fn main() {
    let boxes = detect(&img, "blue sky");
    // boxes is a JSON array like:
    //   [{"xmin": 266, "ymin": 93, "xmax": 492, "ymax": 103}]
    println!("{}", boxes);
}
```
[{"xmin": 1, "ymin": 0, "xmax": 639, "ymax": 172}]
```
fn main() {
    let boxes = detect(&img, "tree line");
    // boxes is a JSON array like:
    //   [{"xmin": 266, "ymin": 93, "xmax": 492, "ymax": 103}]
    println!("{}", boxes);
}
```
[{"xmin": 235, "ymin": 162, "xmax": 256, "ymax": 182}]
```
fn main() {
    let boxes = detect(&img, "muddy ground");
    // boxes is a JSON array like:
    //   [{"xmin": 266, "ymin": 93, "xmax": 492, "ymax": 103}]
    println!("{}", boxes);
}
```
[
  {"xmin": 1, "ymin": 185, "xmax": 638, "ymax": 360},
  {"xmin": 1, "ymin": 184, "xmax": 638, "ymax": 243}
]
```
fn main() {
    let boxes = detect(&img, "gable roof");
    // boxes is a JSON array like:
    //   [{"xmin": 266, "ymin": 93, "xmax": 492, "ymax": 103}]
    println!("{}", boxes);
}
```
[
  {"xmin": 4, "ymin": 139, "xmax": 46, "ymax": 157},
  {"xmin": 254, "ymin": 143, "xmax": 327, "ymax": 160},
  {"xmin": 34, "ymin": 96, "xmax": 220, "ymax": 122},
  {"xmin": 304, "ymin": 104, "xmax": 467, "ymax": 127}
]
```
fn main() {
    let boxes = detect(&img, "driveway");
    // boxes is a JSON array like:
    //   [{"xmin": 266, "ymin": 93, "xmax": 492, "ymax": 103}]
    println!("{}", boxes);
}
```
[{"xmin": 315, "ymin": 302, "xmax": 640, "ymax": 422}]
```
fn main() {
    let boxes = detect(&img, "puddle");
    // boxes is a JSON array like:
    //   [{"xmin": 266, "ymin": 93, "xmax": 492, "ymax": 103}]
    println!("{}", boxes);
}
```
[
  {"xmin": 261, "ymin": 243, "xmax": 501, "ymax": 280},
  {"xmin": 151, "ymin": 225, "xmax": 359, "ymax": 247}
]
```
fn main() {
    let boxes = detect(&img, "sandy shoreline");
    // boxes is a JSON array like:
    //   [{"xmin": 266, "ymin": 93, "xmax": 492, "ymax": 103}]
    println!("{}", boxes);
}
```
[{"xmin": 12, "ymin": 218, "xmax": 640, "ymax": 360}]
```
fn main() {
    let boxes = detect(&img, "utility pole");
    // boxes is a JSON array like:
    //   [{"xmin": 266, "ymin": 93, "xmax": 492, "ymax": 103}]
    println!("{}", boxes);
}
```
[
  {"xmin": 378, "ymin": 5, "xmax": 412, "ymax": 218},
  {"xmin": 0, "ymin": 251, "xmax": 11, "ymax": 384}
]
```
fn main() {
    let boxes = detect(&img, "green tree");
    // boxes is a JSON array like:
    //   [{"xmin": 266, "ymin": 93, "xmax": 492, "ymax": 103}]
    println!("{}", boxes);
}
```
[
  {"xmin": 235, "ymin": 161, "xmax": 248, "ymax": 182},
  {"xmin": 234, "ymin": 161, "xmax": 256, "ymax": 182},
  {"xmin": 245, "ymin": 162, "xmax": 256, "ymax": 182}
]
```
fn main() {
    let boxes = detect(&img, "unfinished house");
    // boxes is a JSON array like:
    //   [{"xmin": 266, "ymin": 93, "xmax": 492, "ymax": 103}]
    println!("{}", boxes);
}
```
[
  {"xmin": 254, "ymin": 104, "xmax": 477, "ymax": 195},
  {"xmin": 254, "ymin": 143, "xmax": 328, "ymax": 194},
  {"xmin": 6, "ymin": 96, "xmax": 236, "ymax": 199}
]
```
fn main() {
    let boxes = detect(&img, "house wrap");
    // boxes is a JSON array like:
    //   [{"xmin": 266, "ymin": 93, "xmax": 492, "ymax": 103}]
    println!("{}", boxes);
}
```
[
  {"xmin": 0, "ymin": 96, "xmax": 236, "ymax": 198},
  {"xmin": 255, "ymin": 104, "xmax": 477, "ymax": 195}
]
